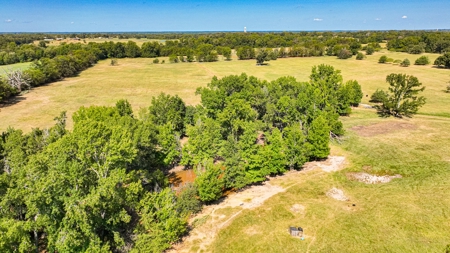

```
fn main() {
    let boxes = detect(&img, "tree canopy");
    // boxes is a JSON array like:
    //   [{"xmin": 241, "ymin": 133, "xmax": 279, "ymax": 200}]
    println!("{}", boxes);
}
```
[{"xmin": 370, "ymin": 73, "xmax": 426, "ymax": 118}]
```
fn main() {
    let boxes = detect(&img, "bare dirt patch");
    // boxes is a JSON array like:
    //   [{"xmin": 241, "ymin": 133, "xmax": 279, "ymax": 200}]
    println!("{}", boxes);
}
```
[
  {"xmin": 347, "ymin": 172, "xmax": 402, "ymax": 184},
  {"xmin": 326, "ymin": 188, "xmax": 349, "ymax": 201},
  {"xmin": 302, "ymin": 156, "xmax": 346, "ymax": 172},
  {"xmin": 351, "ymin": 121, "xmax": 417, "ymax": 137}
]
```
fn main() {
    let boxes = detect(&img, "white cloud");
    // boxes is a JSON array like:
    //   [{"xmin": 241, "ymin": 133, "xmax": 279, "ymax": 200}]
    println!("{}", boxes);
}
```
[
  {"xmin": 402, "ymin": 16, "xmax": 407, "ymax": 19},
  {"xmin": 71, "ymin": 22, "xmax": 74, "ymax": 24},
  {"xmin": 313, "ymin": 18, "xmax": 323, "ymax": 21},
  {"xmin": 375, "ymin": 18, "xmax": 381, "ymax": 21},
  {"xmin": 5, "ymin": 19, "xmax": 12, "ymax": 23}
]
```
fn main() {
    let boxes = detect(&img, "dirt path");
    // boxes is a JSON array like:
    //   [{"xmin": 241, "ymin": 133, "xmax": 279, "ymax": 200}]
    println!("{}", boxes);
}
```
[{"xmin": 168, "ymin": 156, "xmax": 346, "ymax": 253}]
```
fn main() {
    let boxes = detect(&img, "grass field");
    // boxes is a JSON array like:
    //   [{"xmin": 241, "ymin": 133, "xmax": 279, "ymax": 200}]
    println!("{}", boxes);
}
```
[
  {"xmin": 0, "ymin": 50, "xmax": 448, "ymax": 131},
  {"xmin": 1, "ymin": 49, "xmax": 450, "ymax": 252},
  {"xmin": 38, "ymin": 37, "xmax": 171, "ymax": 46}
]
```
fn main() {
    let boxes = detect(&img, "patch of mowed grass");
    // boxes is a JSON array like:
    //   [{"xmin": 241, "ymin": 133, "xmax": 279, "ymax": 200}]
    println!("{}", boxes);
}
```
[{"xmin": 211, "ymin": 109, "xmax": 450, "ymax": 253}]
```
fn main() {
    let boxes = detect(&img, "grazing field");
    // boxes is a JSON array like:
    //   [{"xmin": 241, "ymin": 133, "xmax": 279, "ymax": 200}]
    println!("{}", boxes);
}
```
[
  {"xmin": 38, "ymin": 37, "xmax": 171, "ymax": 46},
  {"xmin": 0, "ymin": 50, "xmax": 448, "ymax": 132},
  {"xmin": 1, "ymin": 48, "xmax": 450, "ymax": 252}
]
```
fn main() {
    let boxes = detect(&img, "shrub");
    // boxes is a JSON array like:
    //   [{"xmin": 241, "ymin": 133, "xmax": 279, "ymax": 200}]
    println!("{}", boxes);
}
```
[
  {"xmin": 110, "ymin": 58, "xmax": 118, "ymax": 66},
  {"xmin": 393, "ymin": 59, "xmax": 402, "ymax": 65},
  {"xmin": 337, "ymin": 49, "xmax": 352, "ymax": 59},
  {"xmin": 169, "ymin": 54, "xmax": 179, "ymax": 63},
  {"xmin": 386, "ymin": 58, "xmax": 394, "ymax": 63},
  {"xmin": 356, "ymin": 52, "xmax": 364, "ymax": 60},
  {"xmin": 400, "ymin": 59, "xmax": 410, "ymax": 67},
  {"xmin": 161, "ymin": 60, "xmax": 165, "ymax": 64},
  {"xmin": 153, "ymin": 58, "xmax": 159, "ymax": 64},
  {"xmin": 378, "ymin": 55, "xmax": 388, "ymax": 63},
  {"xmin": 366, "ymin": 46, "xmax": 375, "ymax": 55},
  {"xmin": 415, "ymin": 56, "xmax": 430, "ymax": 65},
  {"xmin": 408, "ymin": 44, "xmax": 425, "ymax": 54},
  {"xmin": 176, "ymin": 183, "xmax": 202, "ymax": 216},
  {"xmin": 434, "ymin": 53, "xmax": 450, "ymax": 68}
]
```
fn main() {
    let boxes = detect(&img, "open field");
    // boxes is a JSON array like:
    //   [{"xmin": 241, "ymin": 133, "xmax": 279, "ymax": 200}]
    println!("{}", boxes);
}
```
[
  {"xmin": 1, "ymin": 48, "xmax": 450, "ymax": 252},
  {"xmin": 0, "ymin": 50, "xmax": 448, "ymax": 132},
  {"xmin": 38, "ymin": 37, "xmax": 171, "ymax": 46}
]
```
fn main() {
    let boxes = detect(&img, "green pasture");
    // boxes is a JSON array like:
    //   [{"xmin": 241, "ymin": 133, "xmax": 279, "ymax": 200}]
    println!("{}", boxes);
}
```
[{"xmin": 0, "ymin": 50, "xmax": 448, "ymax": 132}]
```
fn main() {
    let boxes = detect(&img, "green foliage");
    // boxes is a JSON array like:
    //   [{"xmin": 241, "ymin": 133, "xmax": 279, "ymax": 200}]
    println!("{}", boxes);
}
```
[
  {"xmin": 356, "ymin": 52, "xmax": 364, "ymax": 60},
  {"xmin": 115, "ymin": 99, "xmax": 133, "ymax": 117},
  {"xmin": 181, "ymin": 118, "xmax": 222, "ymax": 166},
  {"xmin": 408, "ymin": 43, "xmax": 425, "ymax": 54},
  {"xmin": 337, "ymin": 48, "xmax": 352, "ymax": 59},
  {"xmin": 148, "ymin": 93, "xmax": 186, "ymax": 135},
  {"xmin": 169, "ymin": 54, "xmax": 179, "ymax": 63},
  {"xmin": 415, "ymin": 56, "xmax": 430, "ymax": 65},
  {"xmin": 434, "ymin": 53, "xmax": 450, "ymax": 68},
  {"xmin": 366, "ymin": 45, "xmax": 375, "ymax": 55},
  {"xmin": 378, "ymin": 55, "xmax": 388, "ymax": 63},
  {"xmin": 195, "ymin": 162, "xmax": 225, "ymax": 202},
  {"xmin": 175, "ymin": 183, "xmax": 202, "ymax": 216},
  {"xmin": 256, "ymin": 48, "xmax": 271, "ymax": 65},
  {"xmin": 152, "ymin": 58, "xmax": 159, "ymax": 64},
  {"xmin": 306, "ymin": 114, "xmax": 330, "ymax": 159},
  {"xmin": 110, "ymin": 58, "xmax": 118, "ymax": 66},
  {"xmin": 371, "ymin": 73, "xmax": 426, "ymax": 118},
  {"xmin": 236, "ymin": 46, "xmax": 255, "ymax": 60},
  {"xmin": 400, "ymin": 58, "xmax": 410, "ymax": 67},
  {"xmin": 283, "ymin": 124, "xmax": 308, "ymax": 169},
  {"xmin": 132, "ymin": 189, "xmax": 187, "ymax": 253}
]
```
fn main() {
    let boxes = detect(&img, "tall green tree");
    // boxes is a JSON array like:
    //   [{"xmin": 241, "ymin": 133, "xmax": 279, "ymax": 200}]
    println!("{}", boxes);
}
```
[{"xmin": 371, "ymin": 73, "xmax": 426, "ymax": 118}]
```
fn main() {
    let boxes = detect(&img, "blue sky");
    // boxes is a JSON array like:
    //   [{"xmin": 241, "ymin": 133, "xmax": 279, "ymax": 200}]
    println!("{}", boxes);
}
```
[{"xmin": 0, "ymin": 0, "xmax": 449, "ymax": 32}]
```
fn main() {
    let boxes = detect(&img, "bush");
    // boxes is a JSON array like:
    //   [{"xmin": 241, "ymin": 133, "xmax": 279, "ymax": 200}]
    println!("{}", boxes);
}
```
[
  {"xmin": 434, "ymin": 53, "xmax": 450, "ymax": 68},
  {"xmin": 415, "ymin": 56, "xmax": 430, "ymax": 65},
  {"xmin": 356, "ymin": 52, "xmax": 364, "ymax": 60},
  {"xmin": 393, "ymin": 59, "xmax": 402, "ymax": 65},
  {"xmin": 408, "ymin": 44, "xmax": 425, "ymax": 54},
  {"xmin": 153, "ymin": 58, "xmax": 159, "ymax": 64},
  {"xmin": 110, "ymin": 58, "xmax": 118, "ymax": 66},
  {"xmin": 169, "ymin": 54, "xmax": 179, "ymax": 63},
  {"xmin": 366, "ymin": 46, "xmax": 375, "ymax": 55},
  {"xmin": 176, "ymin": 183, "xmax": 202, "ymax": 216},
  {"xmin": 337, "ymin": 49, "xmax": 352, "ymax": 59},
  {"xmin": 378, "ymin": 55, "xmax": 388, "ymax": 63},
  {"xmin": 161, "ymin": 60, "xmax": 165, "ymax": 64},
  {"xmin": 400, "ymin": 58, "xmax": 410, "ymax": 67}
]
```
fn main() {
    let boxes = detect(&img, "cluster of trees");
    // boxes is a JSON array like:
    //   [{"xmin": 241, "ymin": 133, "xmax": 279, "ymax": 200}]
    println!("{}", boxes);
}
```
[
  {"xmin": 0, "ymin": 101, "xmax": 193, "ymax": 252},
  {"xmin": 0, "ymin": 66, "xmax": 362, "ymax": 252},
  {"xmin": 181, "ymin": 65, "xmax": 362, "ymax": 200},
  {"xmin": 386, "ymin": 32, "xmax": 450, "ymax": 54}
]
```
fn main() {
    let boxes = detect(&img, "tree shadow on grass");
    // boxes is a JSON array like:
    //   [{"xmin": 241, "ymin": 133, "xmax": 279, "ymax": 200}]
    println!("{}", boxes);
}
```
[{"xmin": 0, "ymin": 95, "xmax": 26, "ymax": 109}]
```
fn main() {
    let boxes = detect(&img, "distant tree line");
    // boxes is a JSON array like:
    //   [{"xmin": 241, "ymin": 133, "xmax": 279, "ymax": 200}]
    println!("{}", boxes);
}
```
[
  {"xmin": 2, "ymin": 30, "xmax": 450, "ymax": 104},
  {"xmin": 0, "ymin": 66, "xmax": 362, "ymax": 252}
]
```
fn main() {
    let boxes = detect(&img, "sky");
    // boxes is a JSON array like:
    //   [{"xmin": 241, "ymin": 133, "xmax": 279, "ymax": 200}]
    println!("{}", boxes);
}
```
[{"xmin": 0, "ymin": 0, "xmax": 449, "ymax": 32}]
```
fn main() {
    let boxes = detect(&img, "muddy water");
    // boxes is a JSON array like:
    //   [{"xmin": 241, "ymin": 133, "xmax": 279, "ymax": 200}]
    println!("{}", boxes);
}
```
[{"xmin": 169, "ymin": 169, "xmax": 196, "ymax": 188}]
